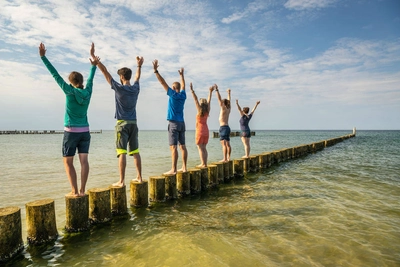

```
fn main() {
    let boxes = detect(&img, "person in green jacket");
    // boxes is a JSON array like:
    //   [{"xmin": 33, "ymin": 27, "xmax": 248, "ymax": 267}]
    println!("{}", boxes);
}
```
[{"xmin": 39, "ymin": 42, "xmax": 99, "ymax": 197}]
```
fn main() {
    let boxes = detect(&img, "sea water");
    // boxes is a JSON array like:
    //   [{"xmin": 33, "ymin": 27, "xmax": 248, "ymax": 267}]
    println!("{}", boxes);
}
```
[{"xmin": 0, "ymin": 130, "xmax": 399, "ymax": 266}]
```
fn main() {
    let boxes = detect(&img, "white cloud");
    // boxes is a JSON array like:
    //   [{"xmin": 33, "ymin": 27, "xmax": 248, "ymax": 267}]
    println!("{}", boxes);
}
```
[{"xmin": 284, "ymin": 0, "xmax": 338, "ymax": 10}]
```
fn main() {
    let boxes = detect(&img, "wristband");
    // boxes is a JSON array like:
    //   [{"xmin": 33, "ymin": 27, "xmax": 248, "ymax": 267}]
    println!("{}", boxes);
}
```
[{"xmin": 154, "ymin": 70, "xmax": 158, "ymax": 73}]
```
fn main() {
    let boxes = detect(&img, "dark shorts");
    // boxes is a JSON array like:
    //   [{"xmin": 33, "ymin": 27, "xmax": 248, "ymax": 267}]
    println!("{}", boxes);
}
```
[
  {"xmin": 62, "ymin": 131, "xmax": 91, "ymax": 157},
  {"xmin": 241, "ymin": 130, "xmax": 251, "ymax": 138},
  {"xmin": 115, "ymin": 120, "xmax": 139, "ymax": 156},
  {"xmin": 219, "ymin": 125, "xmax": 231, "ymax": 141},
  {"xmin": 168, "ymin": 121, "xmax": 185, "ymax": 146}
]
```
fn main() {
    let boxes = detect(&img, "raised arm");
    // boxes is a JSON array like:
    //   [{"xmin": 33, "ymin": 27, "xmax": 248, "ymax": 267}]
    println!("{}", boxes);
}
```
[
  {"xmin": 251, "ymin": 101, "xmax": 261, "ymax": 114},
  {"xmin": 90, "ymin": 43, "xmax": 112, "ymax": 85},
  {"xmin": 227, "ymin": 88, "xmax": 231, "ymax": 102},
  {"xmin": 153, "ymin": 59, "xmax": 169, "ymax": 91},
  {"xmin": 215, "ymin": 85, "xmax": 222, "ymax": 106},
  {"xmin": 190, "ymin": 82, "xmax": 200, "ymax": 112},
  {"xmin": 96, "ymin": 61, "xmax": 113, "ymax": 85},
  {"xmin": 236, "ymin": 99, "xmax": 244, "ymax": 116},
  {"xmin": 135, "ymin": 56, "xmax": 144, "ymax": 81},
  {"xmin": 178, "ymin": 68, "xmax": 185, "ymax": 91},
  {"xmin": 207, "ymin": 85, "xmax": 214, "ymax": 113}
]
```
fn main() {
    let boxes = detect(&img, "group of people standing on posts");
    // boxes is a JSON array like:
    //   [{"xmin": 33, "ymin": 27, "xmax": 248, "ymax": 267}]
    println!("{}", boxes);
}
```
[{"xmin": 38, "ymin": 42, "xmax": 260, "ymax": 198}]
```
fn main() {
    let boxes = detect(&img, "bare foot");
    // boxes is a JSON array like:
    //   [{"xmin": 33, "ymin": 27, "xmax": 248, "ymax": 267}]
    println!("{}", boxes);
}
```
[
  {"xmin": 177, "ymin": 168, "xmax": 187, "ymax": 172},
  {"xmin": 112, "ymin": 181, "xmax": 125, "ymax": 187},
  {"xmin": 219, "ymin": 159, "xmax": 227, "ymax": 162},
  {"xmin": 163, "ymin": 169, "xmax": 176, "ymax": 175},
  {"xmin": 196, "ymin": 164, "xmax": 206, "ymax": 168},
  {"xmin": 79, "ymin": 191, "xmax": 86, "ymax": 197},
  {"xmin": 242, "ymin": 156, "xmax": 249, "ymax": 159},
  {"xmin": 132, "ymin": 177, "xmax": 143, "ymax": 183},
  {"xmin": 66, "ymin": 191, "xmax": 79, "ymax": 198}
]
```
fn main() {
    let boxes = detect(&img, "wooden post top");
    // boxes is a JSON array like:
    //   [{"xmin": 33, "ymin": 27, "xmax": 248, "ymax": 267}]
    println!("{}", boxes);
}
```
[
  {"xmin": 88, "ymin": 188, "xmax": 110, "ymax": 193},
  {"xmin": 25, "ymin": 199, "xmax": 54, "ymax": 207},
  {"xmin": 0, "ymin": 206, "xmax": 20, "ymax": 216}
]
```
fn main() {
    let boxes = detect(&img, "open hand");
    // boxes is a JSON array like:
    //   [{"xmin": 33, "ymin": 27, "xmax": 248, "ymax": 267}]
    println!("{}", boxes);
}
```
[{"xmin": 39, "ymin": 43, "xmax": 46, "ymax": 57}]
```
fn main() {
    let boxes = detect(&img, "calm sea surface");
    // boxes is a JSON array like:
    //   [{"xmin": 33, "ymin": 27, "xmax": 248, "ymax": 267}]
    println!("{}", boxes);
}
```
[{"xmin": 0, "ymin": 130, "xmax": 399, "ymax": 266}]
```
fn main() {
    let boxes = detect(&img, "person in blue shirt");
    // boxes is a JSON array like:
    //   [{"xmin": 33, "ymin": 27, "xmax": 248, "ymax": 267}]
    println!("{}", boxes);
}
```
[
  {"xmin": 91, "ymin": 44, "xmax": 143, "ymax": 185},
  {"xmin": 153, "ymin": 59, "xmax": 187, "ymax": 174}
]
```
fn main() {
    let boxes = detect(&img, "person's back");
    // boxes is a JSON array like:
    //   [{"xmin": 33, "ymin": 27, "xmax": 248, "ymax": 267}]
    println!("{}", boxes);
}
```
[
  {"xmin": 112, "ymin": 80, "xmax": 140, "ymax": 120},
  {"xmin": 219, "ymin": 103, "xmax": 230, "ymax": 126},
  {"xmin": 167, "ymin": 87, "xmax": 186, "ymax": 121}
]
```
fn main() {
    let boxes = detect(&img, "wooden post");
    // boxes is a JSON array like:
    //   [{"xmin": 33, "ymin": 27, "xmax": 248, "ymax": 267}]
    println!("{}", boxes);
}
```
[
  {"xmin": 149, "ymin": 176, "xmax": 166, "ymax": 202},
  {"xmin": 233, "ymin": 158, "xmax": 244, "ymax": 178},
  {"xmin": 176, "ymin": 171, "xmax": 190, "ymax": 197},
  {"xmin": 130, "ymin": 180, "xmax": 148, "ymax": 207},
  {"xmin": 223, "ymin": 161, "xmax": 230, "ymax": 182},
  {"xmin": 25, "ymin": 199, "xmax": 58, "ymax": 245},
  {"xmin": 199, "ymin": 167, "xmax": 209, "ymax": 191},
  {"xmin": 208, "ymin": 164, "xmax": 218, "ymax": 188},
  {"xmin": 65, "ymin": 194, "xmax": 89, "ymax": 232},
  {"xmin": 88, "ymin": 188, "xmax": 112, "ymax": 224},
  {"xmin": 163, "ymin": 173, "xmax": 177, "ymax": 200},
  {"xmin": 0, "ymin": 207, "xmax": 24, "ymax": 262},
  {"xmin": 227, "ymin": 160, "xmax": 234, "ymax": 179},
  {"xmin": 249, "ymin": 156, "xmax": 259, "ymax": 172},
  {"xmin": 110, "ymin": 185, "xmax": 127, "ymax": 216},
  {"xmin": 243, "ymin": 157, "xmax": 250, "ymax": 173},
  {"xmin": 273, "ymin": 151, "xmax": 282, "ymax": 163},
  {"xmin": 189, "ymin": 168, "xmax": 201, "ymax": 194},
  {"xmin": 212, "ymin": 162, "xmax": 225, "ymax": 184}
]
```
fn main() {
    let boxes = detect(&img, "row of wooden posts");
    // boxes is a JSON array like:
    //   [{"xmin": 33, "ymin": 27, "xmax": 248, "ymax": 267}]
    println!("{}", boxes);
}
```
[{"xmin": 0, "ymin": 132, "xmax": 356, "ymax": 263}]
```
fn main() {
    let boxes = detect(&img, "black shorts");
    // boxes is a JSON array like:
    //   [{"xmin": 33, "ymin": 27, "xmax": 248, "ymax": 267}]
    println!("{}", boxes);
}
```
[
  {"xmin": 62, "ymin": 131, "xmax": 91, "ymax": 157},
  {"xmin": 115, "ymin": 120, "xmax": 139, "ymax": 156},
  {"xmin": 219, "ymin": 125, "xmax": 231, "ymax": 141},
  {"xmin": 168, "ymin": 121, "xmax": 186, "ymax": 146}
]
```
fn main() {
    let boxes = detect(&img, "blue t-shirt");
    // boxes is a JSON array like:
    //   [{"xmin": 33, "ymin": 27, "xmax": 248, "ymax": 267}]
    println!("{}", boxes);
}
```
[
  {"xmin": 111, "ymin": 79, "xmax": 140, "ymax": 120},
  {"xmin": 167, "ymin": 87, "xmax": 186, "ymax": 122},
  {"xmin": 239, "ymin": 114, "xmax": 253, "ymax": 131}
]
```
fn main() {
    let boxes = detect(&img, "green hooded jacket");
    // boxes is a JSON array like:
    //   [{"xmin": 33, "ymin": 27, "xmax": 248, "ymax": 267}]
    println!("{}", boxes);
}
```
[{"xmin": 41, "ymin": 56, "xmax": 96, "ymax": 127}]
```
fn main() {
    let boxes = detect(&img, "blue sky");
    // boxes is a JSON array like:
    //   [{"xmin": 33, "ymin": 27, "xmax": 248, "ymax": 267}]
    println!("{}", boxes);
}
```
[{"xmin": 0, "ymin": 0, "xmax": 399, "ymax": 130}]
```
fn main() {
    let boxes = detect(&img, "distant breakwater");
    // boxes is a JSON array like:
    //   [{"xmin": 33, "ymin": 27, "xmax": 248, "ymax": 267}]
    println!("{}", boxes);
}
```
[
  {"xmin": 213, "ymin": 131, "xmax": 255, "ymax": 138},
  {"xmin": 0, "ymin": 130, "xmax": 103, "ymax": 135}
]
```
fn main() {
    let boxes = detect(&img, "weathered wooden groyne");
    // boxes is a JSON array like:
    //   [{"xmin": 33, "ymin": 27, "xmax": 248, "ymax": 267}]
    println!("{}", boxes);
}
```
[
  {"xmin": 213, "ymin": 131, "xmax": 255, "ymax": 138},
  {"xmin": 0, "ymin": 130, "xmax": 356, "ymax": 263},
  {"xmin": 0, "ymin": 130, "xmax": 102, "ymax": 135}
]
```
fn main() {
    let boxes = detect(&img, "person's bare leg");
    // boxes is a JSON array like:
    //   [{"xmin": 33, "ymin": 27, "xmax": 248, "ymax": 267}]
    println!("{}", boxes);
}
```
[
  {"xmin": 199, "ymin": 144, "xmax": 207, "ymax": 167},
  {"xmin": 133, "ymin": 153, "xmax": 142, "ymax": 182},
  {"xmin": 196, "ymin": 145, "xmax": 205, "ymax": 167},
  {"xmin": 241, "ymin": 137, "xmax": 249, "ymax": 158},
  {"xmin": 63, "ymin": 156, "xmax": 79, "ymax": 196},
  {"xmin": 227, "ymin": 141, "xmax": 231, "ymax": 161},
  {"xmin": 113, "ymin": 153, "xmax": 126, "ymax": 187},
  {"xmin": 220, "ymin": 140, "xmax": 227, "ymax": 162},
  {"xmin": 178, "ymin": 145, "xmax": 188, "ymax": 172},
  {"xmin": 164, "ymin": 145, "xmax": 178, "ymax": 174},
  {"xmin": 78, "ymin": 153, "xmax": 89, "ymax": 196},
  {"xmin": 244, "ymin": 138, "xmax": 250, "ymax": 158}
]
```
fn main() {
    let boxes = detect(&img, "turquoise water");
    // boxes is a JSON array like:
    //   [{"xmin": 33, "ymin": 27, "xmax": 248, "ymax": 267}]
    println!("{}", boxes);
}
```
[{"xmin": 1, "ymin": 130, "xmax": 399, "ymax": 266}]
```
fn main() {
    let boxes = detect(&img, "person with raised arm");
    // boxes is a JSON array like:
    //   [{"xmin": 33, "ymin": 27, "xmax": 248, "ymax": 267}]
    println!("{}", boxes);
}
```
[
  {"xmin": 153, "ymin": 59, "xmax": 187, "ymax": 174},
  {"xmin": 190, "ymin": 83, "xmax": 214, "ymax": 167},
  {"xmin": 39, "ymin": 42, "xmax": 99, "ymax": 197},
  {"xmin": 215, "ymin": 88, "xmax": 232, "ymax": 162},
  {"xmin": 90, "ymin": 44, "xmax": 143, "ymax": 185},
  {"xmin": 236, "ymin": 100, "xmax": 261, "ymax": 158}
]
